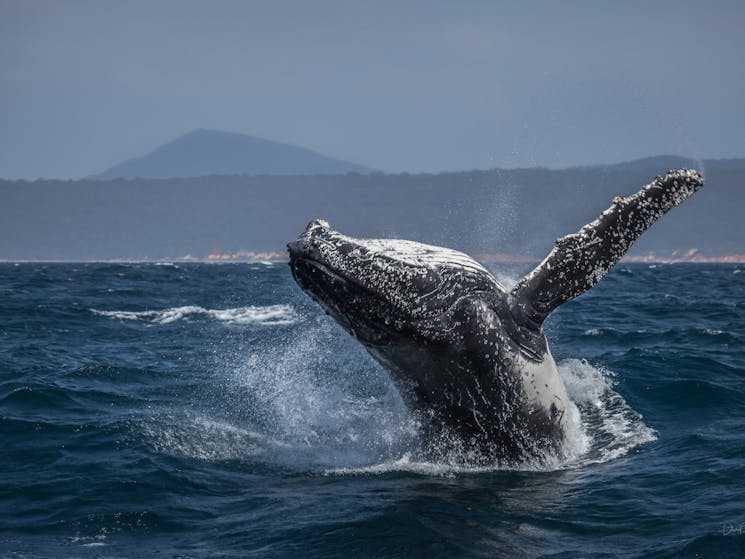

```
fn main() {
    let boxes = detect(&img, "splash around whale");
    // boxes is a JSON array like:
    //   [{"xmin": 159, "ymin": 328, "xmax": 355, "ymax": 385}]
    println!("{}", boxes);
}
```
[{"xmin": 287, "ymin": 169, "xmax": 704, "ymax": 466}]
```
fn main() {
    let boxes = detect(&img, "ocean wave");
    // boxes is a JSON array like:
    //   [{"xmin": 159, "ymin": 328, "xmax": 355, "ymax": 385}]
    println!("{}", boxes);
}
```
[{"xmin": 90, "ymin": 304, "xmax": 299, "ymax": 326}]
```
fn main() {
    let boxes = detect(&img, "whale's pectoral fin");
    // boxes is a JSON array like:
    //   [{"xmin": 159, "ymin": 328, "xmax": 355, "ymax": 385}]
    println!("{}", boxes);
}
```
[{"xmin": 511, "ymin": 169, "xmax": 704, "ymax": 327}]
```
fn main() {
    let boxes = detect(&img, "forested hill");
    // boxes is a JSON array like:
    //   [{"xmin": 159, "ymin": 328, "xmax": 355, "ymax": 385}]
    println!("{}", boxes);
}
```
[{"xmin": 1, "ymin": 157, "xmax": 742, "ymax": 261}]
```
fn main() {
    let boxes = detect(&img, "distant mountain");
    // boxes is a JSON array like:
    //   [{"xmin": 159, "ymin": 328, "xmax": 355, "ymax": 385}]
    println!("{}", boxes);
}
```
[{"xmin": 90, "ymin": 129, "xmax": 373, "ymax": 179}]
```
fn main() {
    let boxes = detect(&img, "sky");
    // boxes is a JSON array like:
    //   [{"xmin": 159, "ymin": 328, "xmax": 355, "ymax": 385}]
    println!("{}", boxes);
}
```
[{"xmin": 1, "ymin": 0, "xmax": 744, "ymax": 179}]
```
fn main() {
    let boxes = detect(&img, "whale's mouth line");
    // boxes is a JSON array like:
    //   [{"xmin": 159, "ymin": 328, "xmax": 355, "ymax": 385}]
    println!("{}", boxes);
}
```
[
  {"xmin": 291, "ymin": 256, "xmax": 401, "ymax": 345},
  {"xmin": 290, "ymin": 257, "xmax": 357, "ymax": 333},
  {"xmin": 290, "ymin": 256, "xmax": 361, "ymax": 292},
  {"xmin": 290, "ymin": 256, "xmax": 372, "ymax": 314}
]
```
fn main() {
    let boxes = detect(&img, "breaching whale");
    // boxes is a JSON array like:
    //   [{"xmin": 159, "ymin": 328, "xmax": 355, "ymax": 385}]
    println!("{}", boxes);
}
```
[{"xmin": 287, "ymin": 169, "xmax": 704, "ymax": 465}]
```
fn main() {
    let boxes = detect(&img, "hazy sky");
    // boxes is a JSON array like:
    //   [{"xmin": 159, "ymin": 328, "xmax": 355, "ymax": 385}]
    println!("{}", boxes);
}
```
[{"xmin": 2, "ymin": 0, "xmax": 744, "ymax": 179}]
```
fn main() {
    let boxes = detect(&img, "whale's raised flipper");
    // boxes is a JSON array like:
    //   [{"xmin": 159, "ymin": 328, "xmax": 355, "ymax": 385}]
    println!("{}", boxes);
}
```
[{"xmin": 511, "ymin": 169, "xmax": 704, "ymax": 327}]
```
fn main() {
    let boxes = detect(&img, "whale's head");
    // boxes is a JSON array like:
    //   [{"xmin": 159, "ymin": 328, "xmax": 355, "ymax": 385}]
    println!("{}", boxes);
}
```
[{"xmin": 287, "ymin": 220, "xmax": 508, "ymax": 349}]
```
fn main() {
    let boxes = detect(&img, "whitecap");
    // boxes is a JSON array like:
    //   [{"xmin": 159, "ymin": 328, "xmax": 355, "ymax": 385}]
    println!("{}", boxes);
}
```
[
  {"xmin": 71, "ymin": 534, "xmax": 107, "ymax": 547},
  {"xmin": 325, "ymin": 450, "xmax": 569, "ymax": 477},
  {"xmin": 91, "ymin": 304, "xmax": 299, "ymax": 326}
]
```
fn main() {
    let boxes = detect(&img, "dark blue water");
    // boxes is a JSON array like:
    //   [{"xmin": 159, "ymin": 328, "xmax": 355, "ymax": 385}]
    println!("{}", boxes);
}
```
[{"xmin": 1, "ymin": 262, "xmax": 744, "ymax": 558}]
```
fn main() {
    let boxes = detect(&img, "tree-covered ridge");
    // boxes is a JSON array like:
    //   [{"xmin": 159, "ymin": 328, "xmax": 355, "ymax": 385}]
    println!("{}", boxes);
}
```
[{"xmin": 1, "ymin": 157, "xmax": 742, "ymax": 261}]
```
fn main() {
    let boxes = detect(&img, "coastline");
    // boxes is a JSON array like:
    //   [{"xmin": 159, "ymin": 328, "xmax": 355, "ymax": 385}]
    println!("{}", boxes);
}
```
[{"xmin": 2, "ymin": 250, "xmax": 744, "ymax": 265}]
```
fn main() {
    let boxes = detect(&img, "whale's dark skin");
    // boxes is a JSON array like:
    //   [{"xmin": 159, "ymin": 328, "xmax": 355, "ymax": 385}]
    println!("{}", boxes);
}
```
[{"xmin": 288, "ymin": 169, "xmax": 704, "ymax": 465}]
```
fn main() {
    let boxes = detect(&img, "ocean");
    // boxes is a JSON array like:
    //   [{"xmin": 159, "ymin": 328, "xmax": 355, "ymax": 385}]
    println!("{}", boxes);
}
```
[{"xmin": 1, "ymin": 262, "xmax": 744, "ymax": 558}]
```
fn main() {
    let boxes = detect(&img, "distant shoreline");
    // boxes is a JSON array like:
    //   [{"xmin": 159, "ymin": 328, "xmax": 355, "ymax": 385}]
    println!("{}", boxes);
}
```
[
  {"xmin": 2, "ymin": 251, "xmax": 744, "ymax": 265},
  {"xmin": 3, "ymin": 158, "xmax": 743, "ymax": 264}
]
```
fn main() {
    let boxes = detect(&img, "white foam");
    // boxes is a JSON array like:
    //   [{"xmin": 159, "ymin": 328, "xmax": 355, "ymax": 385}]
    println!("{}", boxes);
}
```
[
  {"xmin": 71, "ymin": 533, "xmax": 107, "ymax": 547},
  {"xmin": 559, "ymin": 358, "xmax": 656, "ymax": 466},
  {"xmin": 91, "ymin": 304, "xmax": 299, "ymax": 326},
  {"xmin": 325, "ymin": 450, "xmax": 565, "ymax": 477},
  {"xmin": 326, "ymin": 453, "xmax": 496, "ymax": 477}
]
